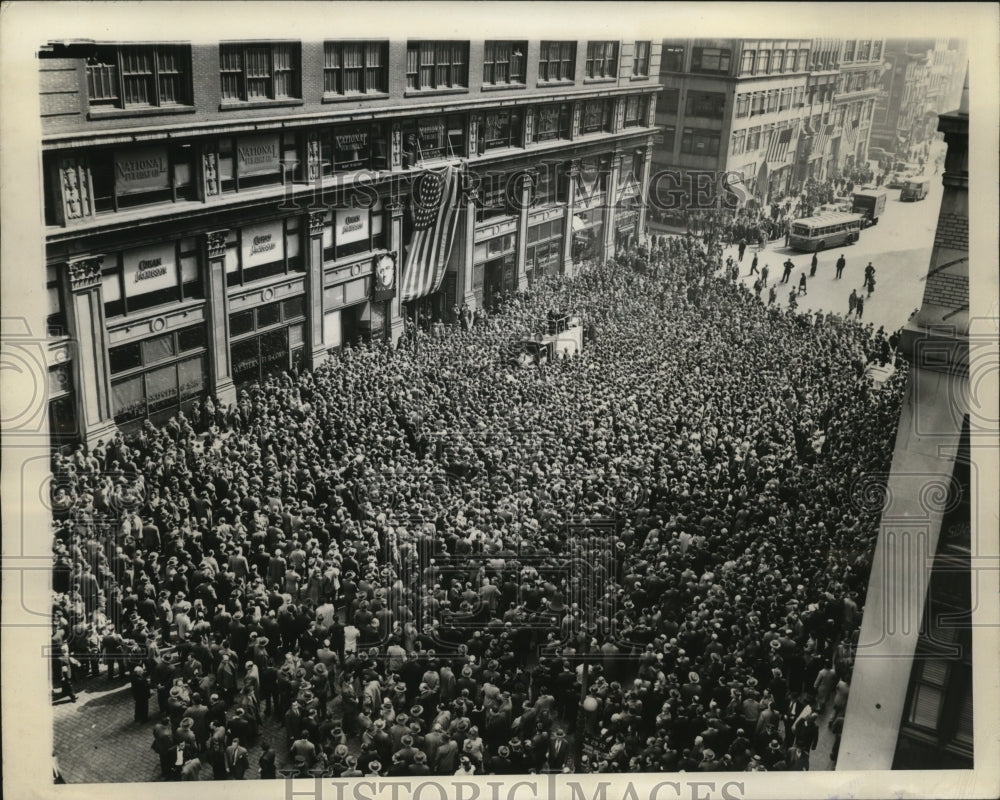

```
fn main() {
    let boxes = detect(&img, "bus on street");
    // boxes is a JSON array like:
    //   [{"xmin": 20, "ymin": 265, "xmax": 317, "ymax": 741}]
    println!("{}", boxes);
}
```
[{"xmin": 788, "ymin": 212, "xmax": 863, "ymax": 252}]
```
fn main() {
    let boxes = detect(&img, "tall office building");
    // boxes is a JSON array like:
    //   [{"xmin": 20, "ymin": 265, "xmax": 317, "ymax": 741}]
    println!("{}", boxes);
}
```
[
  {"xmin": 38, "ymin": 37, "xmax": 659, "ymax": 446},
  {"xmin": 652, "ymin": 38, "xmax": 884, "ymax": 210}
]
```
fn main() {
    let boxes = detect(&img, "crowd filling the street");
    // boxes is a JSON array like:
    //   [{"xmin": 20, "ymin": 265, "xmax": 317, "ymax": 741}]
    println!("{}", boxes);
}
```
[{"xmin": 50, "ymin": 216, "xmax": 910, "ymax": 780}]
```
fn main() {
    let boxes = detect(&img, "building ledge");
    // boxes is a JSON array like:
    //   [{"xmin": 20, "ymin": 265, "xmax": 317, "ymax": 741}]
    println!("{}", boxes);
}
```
[
  {"xmin": 321, "ymin": 92, "xmax": 391, "ymax": 105},
  {"xmin": 219, "ymin": 99, "xmax": 305, "ymax": 112},
  {"xmin": 87, "ymin": 105, "xmax": 197, "ymax": 121}
]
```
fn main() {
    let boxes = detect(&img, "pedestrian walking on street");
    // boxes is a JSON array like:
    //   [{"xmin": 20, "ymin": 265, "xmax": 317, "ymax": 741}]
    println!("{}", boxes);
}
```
[
  {"xmin": 738, "ymin": 238, "xmax": 747, "ymax": 262},
  {"xmin": 799, "ymin": 273, "xmax": 808, "ymax": 295},
  {"xmin": 761, "ymin": 264, "xmax": 770, "ymax": 286},
  {"xmin": 835, "ymin": 254, "xmax": 846, "ymax": 279},
  {"xmin": 789, "ymin": 289, "xmax": 798, "ymax": 310},
  {"xmin": 782, "ymin": 259, "xmax": 794, "ymax": 284},
  {"xmin": 866, "ymin": 276, "xmax": 876, "ymax": 297},
  {"xmin": 749, "ymin": 253, "xmax": 759, "ymax": 276},
  {"xmin": 848, "ymin": 289, "xmax": 858, "ymax": 316},
  {"xmin": 863, "ymin": 262, "xmax": 875, "ymax": 288},
  {"xmin": 768, "ymin": 285, "xmax": 777, "ymax": 306},
  {"xmin": 810, "ymin": 252, "xmax": 818, "ymax": 277},
  {"xmin": 856, "ymin": 295, "xmax": 865, "ymax": 319}
]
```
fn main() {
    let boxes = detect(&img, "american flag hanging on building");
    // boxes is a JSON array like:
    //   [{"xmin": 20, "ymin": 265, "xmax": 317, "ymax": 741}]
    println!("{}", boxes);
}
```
[
  {"xmin": 401, "ymin": 165, "xmax": 462, "ymax": 303},
  {"xmin": 812, "ymin": 123, "xmax": 836, "ymax": 158},
  {"xmin": 843, "ymin": 120, "xmax": 859, "ymax": 152},
  {"xmin": 765, "ymin": 126, "xmax": 794, "ymax": 168}
]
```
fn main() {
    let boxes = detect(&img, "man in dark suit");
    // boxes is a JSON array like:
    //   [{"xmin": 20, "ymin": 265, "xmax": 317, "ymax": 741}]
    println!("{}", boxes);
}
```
[
  {"xmin": 546, "ymin": 728, "xmax": 570, "ymax": 771},
  {"xmin": 151, "ymin": 714, "xmax": 175, "ymax": 778},
  {"xmin": 130, "ymin": 666, "xmax": 152, "ymax": 723},
  {"xmin": 225, "ymin": 737, "xmax": 250, "ymax": 779}
]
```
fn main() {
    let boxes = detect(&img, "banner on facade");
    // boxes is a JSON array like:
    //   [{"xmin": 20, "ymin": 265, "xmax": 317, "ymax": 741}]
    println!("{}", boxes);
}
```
[
  {"xmin": 237, "ymin": 134, "xmax": 281, "ymax": 177},
  {"xmin": 114, "ymin": 146, "xmax": 170, "ymax": 196},
  {"xmin": 122, "ymin": 242, "xmax": 178, "ymax": 296},
  {"xmin": 335, "ymin": 208, "xmax": 370, "ymax": 245},
  {"xmin": 241, "ymin": 220, "xmax": 285, "ymax": 268}
]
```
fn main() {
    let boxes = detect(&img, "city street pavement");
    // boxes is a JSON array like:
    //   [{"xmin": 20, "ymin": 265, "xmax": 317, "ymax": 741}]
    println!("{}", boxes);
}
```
[
  {"xmin": 52, "ymin": 671, "xmax": 291, "ymax": 783},
  {"xmin": 725, "ymin": 165, "xmax": 946, "ymax": 335}
]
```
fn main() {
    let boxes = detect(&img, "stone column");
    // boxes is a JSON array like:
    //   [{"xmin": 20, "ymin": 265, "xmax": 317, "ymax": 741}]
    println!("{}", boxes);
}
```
[
  {"xmin": 64, "ymin": 255, "xmax": 118, "ymax": 446},
  {"xmin": 603, "ymin": 151, "xmax": 624, "ymax": 261},
  {"xmin": 516, "ymin": 172, "xmax": 533, "ymax": 292},
  {"xmin": 304, "ymin": 210, "xmax": 332, "ymax": 369},
  {"xmin": 637, "ymin": 141, "xmax": 654, "ymax": 238},
  {"xmin": 386, "ymin": 201, "xmax": 407, "ymax": 343},
  {"xmin": 561, "ymin": 161, "xmax": 579, "ymax": 276},
  {"xmin": 202, "ymin": 231, "xmax": 237, "ymax": 406}
]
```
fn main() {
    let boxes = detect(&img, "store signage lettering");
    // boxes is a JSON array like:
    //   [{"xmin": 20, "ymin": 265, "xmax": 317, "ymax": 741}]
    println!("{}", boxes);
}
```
[
  {"xmin": 335, "ymin": 208, "xmax": 370, "ymax": 245},
  {"xmin": 241, "ymin": 221, "xmax": 286, "ymax": 268},
  {"xmin": 114, "ymin": 146, "xmax": 170, "ymax": 195},
  {"xmin": 250, "ymin": 233, "xmax": 277, "ymax": 257},
  {"xmin": 135, "ymin": 256, "xmax": 168, "ymax": 283},
  {"xmin": 335, "ymin": 130, "xmax": 369, "ymax": 150},
  {"xmin": 237, "ymin": 134, "xmax": 280, "ymax": 176},
  {"xmin": 122, "ymin": 243, "xmax": 178, "ymax": 296}
]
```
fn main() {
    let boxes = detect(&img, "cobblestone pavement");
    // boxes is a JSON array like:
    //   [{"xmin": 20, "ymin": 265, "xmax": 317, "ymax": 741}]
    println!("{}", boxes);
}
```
[{"xmin": 52, "ymin": 670, "xmax": 291, "ymax": 783}]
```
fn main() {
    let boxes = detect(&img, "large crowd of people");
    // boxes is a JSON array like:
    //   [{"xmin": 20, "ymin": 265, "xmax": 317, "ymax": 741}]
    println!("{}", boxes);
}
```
[{"xmin": 50, "ymin": 227, "xmax": 907, "ymax": 780}]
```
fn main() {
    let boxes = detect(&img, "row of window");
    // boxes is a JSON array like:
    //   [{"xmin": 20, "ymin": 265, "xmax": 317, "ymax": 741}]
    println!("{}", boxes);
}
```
[
  {"xmin": 734, "ymin": 86, "xmax": 807, "ymax": 118},
  {"xmin": 740, "ymin": 47, "xmax": 810, "ymax": 76},
  {"xmin": 731, "ymin": 123, "xmax": 797, "ymax": 156},
  {"xmin": 658, "ymin": 126, "xmax": 722, "ymax": 157},
  {"xmin": 837, "ymin": 69, "xmax": 882, "ymax": 94},
  {"xmin": 842, "ymin": 40, "xmax": 882, "ymax": 64},
  {"xmin": 75, "ymin": 40, "xmax": 652, "ymax": 110},
  {"xmin": 661, "ymin": 45, "xmax": 734, "ymax": 75},
  {"xmin": 45, "ymin": 96, "xmax": 650, "ymax": 224}
]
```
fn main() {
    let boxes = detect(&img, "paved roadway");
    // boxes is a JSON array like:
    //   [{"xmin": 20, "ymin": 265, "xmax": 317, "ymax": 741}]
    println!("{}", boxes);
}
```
[
  {"xmin": 52, "ymin": 671, "xmax": 291, "ymax": 783},
  {"xmin": 726, "ymin": 165, "xmax": 946, "ymax": 335}
]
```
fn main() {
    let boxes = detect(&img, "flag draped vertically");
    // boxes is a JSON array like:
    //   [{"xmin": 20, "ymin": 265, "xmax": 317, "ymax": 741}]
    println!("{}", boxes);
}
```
[
  {"xmin": 765, "ymin": 126, "xmax": 794, "ymax": 168},
  {"xmin": 401, "ymin": 165, "xmax": 462, "ymax": 303}
]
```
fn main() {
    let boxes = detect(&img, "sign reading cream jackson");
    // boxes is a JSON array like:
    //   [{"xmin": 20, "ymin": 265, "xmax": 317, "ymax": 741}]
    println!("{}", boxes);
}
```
[
  {"xmin": 122, "ymin": 242, "xmax": 178, "ymax": 295},
  {"xmin": 335, "ymin": 208, "xmax": 369, "ymax": 245},
  {"xmin": 114, "ymin": 146, "xmax": 170, "ymax": 195},
  {"xmin": 241, "ymin": 220, "xmax": 286, "ymax": 268},
  {"xmin": 236, "ymin": 134, "xmax": 281, "ymax": 177}
]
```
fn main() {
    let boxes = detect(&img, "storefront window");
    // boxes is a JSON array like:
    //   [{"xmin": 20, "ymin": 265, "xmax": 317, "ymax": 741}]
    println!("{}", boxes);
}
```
[
  {"xmin": 89, "ymin": 142, "xmax": 196, "ymax": 214},
  {"xmin": 322, "ymin": 201, "xmax": 381, "ymax": 263},
  {"xmin": 402, "ymin": 115, "xmax": 465, "ymax": 166},
  {"xmin": 321, "ymin": 124, "xmax": 381, "ymax": 174},
  {"xmin": 103, "ymin": 239, "xmax": 202, "ymax": 319},
  {"xmin": 476, "ymin": 173, "xmax": 516, "ymax": 223},
  {"xmin": 111, "ymin": 352, "xmax": 206, "ymax": 428},
  {"xmin": 480, "ymin": 108, "xmax": 523, "ymax": 151},
  {"xmin": 533, "ymin": 103, "xmax": 572, "ymax": 143},
  {"xmin": 623, "ymin": 95, "xmax": 650, "ymax": 127},
  {"xmin": 226, "ymin": 217, "xmax": 302, "ymax": 288},
  {"xmin": 580, "ymin": 100, "xmax": 613, "ymax": 134},
  {"xmin": 230, "ymin": 294, "xmax": 303, "ymax": 388},
  {"xmin": 531, "ymin": 164, "xmax": 566, "ymax": 206}
]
